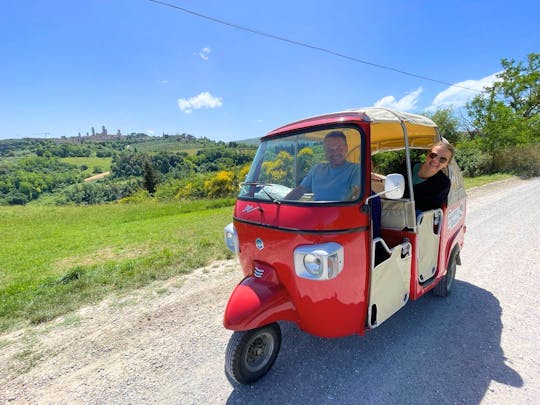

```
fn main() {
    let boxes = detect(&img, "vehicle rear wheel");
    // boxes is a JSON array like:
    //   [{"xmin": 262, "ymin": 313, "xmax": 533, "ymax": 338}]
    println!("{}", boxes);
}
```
[
  {"xmin": 433, "ymin": 248, "xmax": 458, "ymax": 297},
  {"xmin": 225, "ymin": 323, "xmax": 281, "ymax": 384}
]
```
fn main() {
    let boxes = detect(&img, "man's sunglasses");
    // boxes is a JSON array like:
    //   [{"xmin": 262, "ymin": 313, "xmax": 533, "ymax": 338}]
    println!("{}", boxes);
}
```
[{"xmin": 428, "ymin": 152, "xmax": 449, "ymax": 164}]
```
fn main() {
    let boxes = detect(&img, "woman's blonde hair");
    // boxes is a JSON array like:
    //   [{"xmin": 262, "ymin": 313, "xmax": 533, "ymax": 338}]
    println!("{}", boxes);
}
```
[{"xmin": 432, "ymin": 140, "xmax": 455, "ymax": 162}]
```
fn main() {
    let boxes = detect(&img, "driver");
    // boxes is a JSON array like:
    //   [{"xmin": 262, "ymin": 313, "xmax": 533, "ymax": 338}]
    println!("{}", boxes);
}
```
[{"xmin": 284, "ymin": 131, "xmax": 360, "ymax": 201}]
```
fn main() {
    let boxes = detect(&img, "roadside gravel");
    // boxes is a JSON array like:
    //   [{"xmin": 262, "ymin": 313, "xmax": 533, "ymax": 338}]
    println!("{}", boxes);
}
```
[{"xmin": 1, "ymin": 260, "xmax": 239, "ymax": 404}]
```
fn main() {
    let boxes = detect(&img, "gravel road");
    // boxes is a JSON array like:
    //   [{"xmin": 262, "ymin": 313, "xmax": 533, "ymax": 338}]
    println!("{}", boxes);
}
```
[{"xmin": 1, "ymin": 177, "xmax": 539, "ymax": 404}]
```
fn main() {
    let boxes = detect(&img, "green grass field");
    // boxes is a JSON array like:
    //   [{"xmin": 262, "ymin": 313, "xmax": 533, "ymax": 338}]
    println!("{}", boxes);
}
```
[
  {"xmin": 462, "ymin": 173, "xmax": 513, "ymax": 189},
  {"xmin": 60, "ymin": 156, "xmax": 112, "ymax": 175},
  {"xmin": 0, "ymin": 200, "xmax": 234, "ymax": 333}
]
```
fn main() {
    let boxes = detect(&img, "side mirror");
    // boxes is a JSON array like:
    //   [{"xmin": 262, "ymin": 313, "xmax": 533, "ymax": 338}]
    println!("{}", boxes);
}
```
[{"xmin": 382, "ymin": 173, "xmax": 405, "ymax": 199}]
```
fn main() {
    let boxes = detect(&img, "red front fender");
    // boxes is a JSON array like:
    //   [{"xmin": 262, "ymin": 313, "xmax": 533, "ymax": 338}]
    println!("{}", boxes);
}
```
[{"xmin": 224, "ymin": 274, "xmax": 298, "ymax": 331}]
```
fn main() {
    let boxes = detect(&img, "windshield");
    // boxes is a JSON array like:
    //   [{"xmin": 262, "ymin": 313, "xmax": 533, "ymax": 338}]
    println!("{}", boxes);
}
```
[{"xmin": 239, "ymin": 126, "xmax": 364, "ymax": 203}]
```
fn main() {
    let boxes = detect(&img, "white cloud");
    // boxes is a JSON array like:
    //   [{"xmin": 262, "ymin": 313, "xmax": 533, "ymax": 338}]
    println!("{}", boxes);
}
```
[
  {"xmin": 374, "ymin": 87, "xmax": 423, "ymax": 111},
  {"xmin": 426, "ymin": 72, "xmax": 502, "ymax": 111},
  {"xmin": 177, "ymin": 91, "xmax": 223, "ymax": 114},
  {"xmin": 199, "ymin": 47, "xmax": 211, "ymax": 60},
  {"xmin": 372, "ymin": 72, "xmax": 502, "ymax": 113}
]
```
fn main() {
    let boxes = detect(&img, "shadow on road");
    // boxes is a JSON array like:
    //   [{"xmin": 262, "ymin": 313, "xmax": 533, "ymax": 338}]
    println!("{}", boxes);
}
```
[{"xmin": 226, "ymin": 280, "xmax": 522, "ymax": 404}]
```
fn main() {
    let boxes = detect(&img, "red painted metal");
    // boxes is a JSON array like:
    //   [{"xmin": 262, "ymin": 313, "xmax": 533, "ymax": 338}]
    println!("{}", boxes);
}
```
[{"xmin": 227, "ymin": 203, "xmax": 371, "ymax": 337}]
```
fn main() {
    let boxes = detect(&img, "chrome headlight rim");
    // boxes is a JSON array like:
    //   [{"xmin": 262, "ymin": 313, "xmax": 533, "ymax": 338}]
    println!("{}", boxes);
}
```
[
  {"xmin": 224, "ymin": 223, "xmax": 239, "ymax": 254},
  {"xmin": 294, "ymin": 242, "xmax": 344, "ymax": 281},
  {"xmin": 303, "ymin": 253, "xmax": 323, "ymax": 276}
]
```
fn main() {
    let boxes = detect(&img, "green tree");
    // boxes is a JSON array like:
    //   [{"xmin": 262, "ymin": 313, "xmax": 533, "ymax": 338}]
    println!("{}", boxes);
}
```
[
  {"xmin": 111, "ymin": 153, "xmax": 146, "ymax": 177},
  {"xmin": 466, "ymin": 53, "xmax": 539, "ymax": 153},
  {"xmin": 424, "ymin": 108, "xmax": 461, "ymax": 145},
  {"xmin": 142, "ymin": 160, "xmax": 160, "ymax": 195},
  {"xmin": 464, "ymin": 53, "xmax": 539, "ymax": 175}
]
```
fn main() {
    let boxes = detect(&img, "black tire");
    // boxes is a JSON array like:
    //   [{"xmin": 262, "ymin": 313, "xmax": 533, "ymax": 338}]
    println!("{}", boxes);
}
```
[
  {"xmin": 225, "ymin": 323, "xmax": 281, "ymax": 384},
  {"xmin": 433, "ymin": 248, "xmax": 458, "ymax": 297}
]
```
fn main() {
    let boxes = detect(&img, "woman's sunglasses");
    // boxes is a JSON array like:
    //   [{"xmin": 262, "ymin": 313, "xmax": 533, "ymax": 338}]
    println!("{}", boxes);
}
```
[{"xmin": 428, "ymin": 152, "xmax": 449, "ymax": 164}]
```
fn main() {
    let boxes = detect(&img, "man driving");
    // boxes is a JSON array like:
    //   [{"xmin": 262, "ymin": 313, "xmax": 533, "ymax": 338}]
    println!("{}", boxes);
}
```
[{"xmin": 284, "ymin": 130, "xmax": 360, "ymax": 201}]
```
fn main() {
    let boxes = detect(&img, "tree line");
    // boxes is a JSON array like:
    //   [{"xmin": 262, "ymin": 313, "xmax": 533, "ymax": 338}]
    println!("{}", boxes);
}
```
[{"xmin": 425, "ymin": 53, "xmax": 539, "ymax": 177}]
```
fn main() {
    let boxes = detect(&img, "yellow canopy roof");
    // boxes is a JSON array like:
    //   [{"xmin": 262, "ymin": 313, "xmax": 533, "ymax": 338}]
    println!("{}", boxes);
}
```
[
  {"xmin": 347, "ymin": 107, "xmax": 440, "ymax": 153},
  {"xmin": 265, "ymin": 107, "xmax": 440, "ymax": 159}
]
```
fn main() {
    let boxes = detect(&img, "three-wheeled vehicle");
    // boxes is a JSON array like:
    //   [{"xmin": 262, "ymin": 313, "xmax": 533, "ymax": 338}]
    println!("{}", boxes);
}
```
[{"xmin": 223, "ymin": 107, "xmax": 466, "ymax": 384}]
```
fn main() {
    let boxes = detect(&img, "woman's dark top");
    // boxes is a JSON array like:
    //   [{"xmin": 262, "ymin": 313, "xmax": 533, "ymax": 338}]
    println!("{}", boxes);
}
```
[{"xmin": 403, "ymin": 164, "xmax": 451, "ymax": 211}]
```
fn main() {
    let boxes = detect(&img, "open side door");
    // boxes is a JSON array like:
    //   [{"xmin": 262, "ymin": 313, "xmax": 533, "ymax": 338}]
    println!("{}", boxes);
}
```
[
  {"xmin": 416, "ymin": 209, "xmax": 443, "ymax": 283},
  {"xmin": 367, "ymin": 238, "xmax": 412, "ymax": 328}
]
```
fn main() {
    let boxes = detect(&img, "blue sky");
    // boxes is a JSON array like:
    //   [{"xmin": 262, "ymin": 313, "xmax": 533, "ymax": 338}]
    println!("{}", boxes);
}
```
[{"xmin": 1, "ymin": 0, "xmax": 538, "ymax": 141}]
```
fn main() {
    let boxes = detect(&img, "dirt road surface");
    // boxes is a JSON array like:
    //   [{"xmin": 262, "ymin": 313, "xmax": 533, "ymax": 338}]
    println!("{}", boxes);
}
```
[
  {"xmin": 83, "ymin": 171, "xmax": 110, "ymax": 182},
  {"xmin": 1, "ymin": 177, "xmax": 539, "ymax": 404}
]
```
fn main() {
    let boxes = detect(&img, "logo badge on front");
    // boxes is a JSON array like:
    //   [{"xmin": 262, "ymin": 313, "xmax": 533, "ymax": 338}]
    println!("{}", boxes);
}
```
[
  {"xmin": 242, "ymin": 205, "xmax": 258, "ymax": 213},
  {"xmin": 255, "ymin": 238, "xmax": 264, "ymax": 250}
]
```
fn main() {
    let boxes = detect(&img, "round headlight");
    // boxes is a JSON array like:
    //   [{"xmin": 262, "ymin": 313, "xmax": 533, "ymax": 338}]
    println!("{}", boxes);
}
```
[{"xmin": 303, "ymin": 253, "xmax": 323, "ymax": 276}]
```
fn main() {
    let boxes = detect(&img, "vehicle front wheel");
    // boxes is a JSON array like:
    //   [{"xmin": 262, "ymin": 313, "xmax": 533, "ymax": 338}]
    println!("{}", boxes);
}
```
[
  {"xmin": 433, "ymin": 248, "xmax": 458, "ymax": 297},
  {"xmin": 225, "ymin": 323, "xmax": 281, "ymax": 384}
]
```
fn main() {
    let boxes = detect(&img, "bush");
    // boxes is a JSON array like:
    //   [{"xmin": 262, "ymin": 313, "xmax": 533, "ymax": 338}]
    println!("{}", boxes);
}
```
[
  {"xmin": 372, "ymin": 150, "xmax": 425, "ymax": 174},
  {"xmin": 118, "ymin": 189, "xmax": 151, "ymax": 204},
  {"xmin": 455, "ymin": 144, "xmax": 494, "ymax": 177},
  {"xmin": 154, "ymin": 179, "xmax": 182, "ymax": 200},
  {"xmin": 175, "ymin": 175, "xmax": 207, "ymax": 200},
  {"xmin": 493, "ymin": 143, "xmax": 540, "ymax": 178},
  {"xmin": 62, "ymin": 180, "xmax": 140, "ymax": 204},
  {"xmin": 204, "ymin": 170, "xmax": 236, "ymax": 198},
  {"xmin": 5, "ymin": 191, "xmax": 29, "ymax": 205}
]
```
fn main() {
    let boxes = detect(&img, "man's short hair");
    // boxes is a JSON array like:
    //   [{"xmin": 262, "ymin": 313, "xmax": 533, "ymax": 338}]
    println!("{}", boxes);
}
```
[{"xmin": 324, "ymin": 130, "xmax": 347, "ymax": 144}]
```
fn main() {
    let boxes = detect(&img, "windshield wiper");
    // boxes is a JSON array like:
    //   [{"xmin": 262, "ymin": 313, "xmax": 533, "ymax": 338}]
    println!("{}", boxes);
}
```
[{"xmin": 241, "ymin": 182, "xmax": 281, "ymax": 204}]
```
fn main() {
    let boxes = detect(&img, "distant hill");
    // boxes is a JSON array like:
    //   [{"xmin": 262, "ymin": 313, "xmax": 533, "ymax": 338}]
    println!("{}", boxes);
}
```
[
  {"xmin": 1, "ymin": 132, "xmax": 259, "ymax": 154},
  {"xmin": 234, "ymin": 137, "xmax": 259, "ymax": 146},
  {"xmin": 0, "ymin": 132, "xmax": 258, "ymax": 206}
]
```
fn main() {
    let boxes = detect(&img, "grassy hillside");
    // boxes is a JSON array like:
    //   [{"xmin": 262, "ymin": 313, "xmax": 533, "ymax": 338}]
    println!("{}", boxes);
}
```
[
  {"xmin": 0, "ymin": 200, "xmax": 234, "ymax": 333},
  {"xmin": 60, "ymin": 156, "xmax": 112, "ymax": 175}
]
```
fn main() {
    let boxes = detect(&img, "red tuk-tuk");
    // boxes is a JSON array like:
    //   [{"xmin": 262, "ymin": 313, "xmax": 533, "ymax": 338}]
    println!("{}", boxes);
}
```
[{"xmin": 223, "ymin": 107, "xmax": 466, "ymax": 384}]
